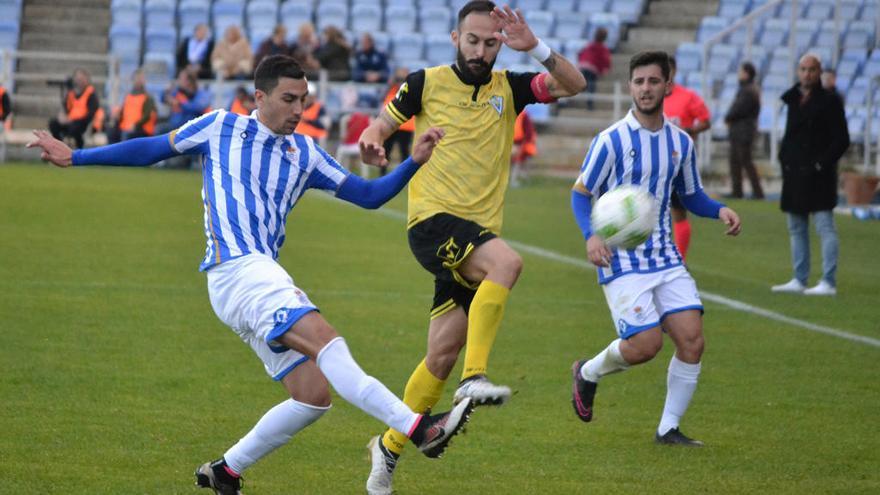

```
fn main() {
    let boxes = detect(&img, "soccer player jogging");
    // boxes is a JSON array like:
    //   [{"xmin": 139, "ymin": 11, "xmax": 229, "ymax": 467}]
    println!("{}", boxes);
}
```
[
  {"xmin": 357, "ymin": 2, "xmax": 586, "ymax": 493},
  {"xmin": 27, "ymin": 55, "xmax": 474, "ymax": 495},
  {"xmin": 569, "ymin": 52, "xmax": 741, "ymax": 446}
]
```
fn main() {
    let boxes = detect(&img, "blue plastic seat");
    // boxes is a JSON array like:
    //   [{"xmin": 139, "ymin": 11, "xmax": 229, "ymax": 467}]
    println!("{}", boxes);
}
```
[
  {"xmin": 610, "ymin": 0, "xmax": 644, "ymax": 25},
  {"xmin": 212, "ymin": 1, "xmax": 245, "ymax": 37},
  {"xmin": 525, "ymin": 11, "xmax": 554, "ymax": 39},
  {"xmin": 178, "ymin": 0, "xmax": 210, "ymax": 36},
  {"xmin": 247, "ymin": 1, "xmax": 279, "ymax": 33},
  {"xmin": 588, "ymin": 12, "xmax": 621, "ymax": 49},
  {"xmin": 516, "ymin": 0, "xmax": 546, "ymax": 10},
  {"xmin": 316, "ymin": 2, "xmax": 347, "ymax": 31},
  {"xmin": 392, "ymin": 32, "xmax": 425, "ymax": 64},
  {"xmin": 545, "ymin": 0, "xmax": 576, "ymax": 14},
  {"xmin": 696, "ymin": 16, "xmax": 727, "ymax": 42},
  {"xmin": 717, "ymin": 0, "xmax": 749, "ymax": 19},
  {"xmin": 0, "ymin": 20, "xmax": 18, "ymax": 50},
  {"xmin": 280, "ymin": 2, "xmax": 312, "ymax": 38},
  {"xmin": 805, "ymin": 0, "xmax": 835, "ymax": 21},
  {"xmin": 144, "ymin": 0, "xmax": 174, "ymax": 30},
  {"xmin": 554, "ymin": 12, "xmax": 589, "ymax": 39},
  {"xmin": 759, "ymin": 18, "xmax": 789, "ymax": 46},
  {"xmin": 145, "ymin": 26, "xmax": 176, "ymax": 54},
  {"xmin": 385, "ymin": 5, "xmax": 416, "ymax": 32},
  {"xmin": 578, "ymin": 0, "xmax": 608, "ymax": 13},
  {"xmin": 351, "ymin": 4, "xmax": 382, "ymax": 33},
  {"xmin": 424, "ymin": 34, "xmax": 453, "ymax": 66},
  {"xmin": 675, "ymin": 42, "xmax": 702, "ymax": 73},
  {"xmin": 111, "ymin": 0, "xmax": 142, "ymax": 29},
  {"xmin": 109, "ymin": 25, "xmax": 142, "ymax": 61},
  {"xmin": 419, "ymin": 6, "xmax": 452, "ymax": 36}
]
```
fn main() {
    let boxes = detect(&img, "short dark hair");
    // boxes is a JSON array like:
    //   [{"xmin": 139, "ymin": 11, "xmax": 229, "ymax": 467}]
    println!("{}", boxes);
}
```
[
  {"xmin": 458, "ymin": 0, "xmax": 496, "ymax": 28},
  {"xmin": 593, "ymin": 27, "xmax": 608, "ymax": 43},
  {"xmin": 254, "ymin": 55, "xmax": 305, "ymax": 94},
  {"xmin": 741, "ymin": 61, "xmax": 756, "ymax": 82},
  {"xmin": 629, "ymin": 51, "xmax": 671, "ymax": 81}
]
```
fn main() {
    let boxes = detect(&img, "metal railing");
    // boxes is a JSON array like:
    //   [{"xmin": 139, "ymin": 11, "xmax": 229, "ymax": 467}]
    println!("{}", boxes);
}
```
[{"xmin": 864, "ymin": 75, "xmax": 880, "ymax": 176}]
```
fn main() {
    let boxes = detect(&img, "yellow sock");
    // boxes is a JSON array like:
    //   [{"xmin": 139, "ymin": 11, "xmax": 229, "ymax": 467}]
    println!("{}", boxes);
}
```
[
  {"xmin": 462, "ymin": 279, "xmax": 510, "ymax": 380},
  {"xmin": 381, "ymin": 359, "xmax": 446, "ymax": 455}
]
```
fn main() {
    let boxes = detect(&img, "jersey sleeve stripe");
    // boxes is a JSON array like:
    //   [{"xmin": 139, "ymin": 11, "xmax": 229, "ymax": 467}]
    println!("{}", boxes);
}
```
[{"xmin": 386, "ymin": 102, "xmax": 409, "ymax": 125}]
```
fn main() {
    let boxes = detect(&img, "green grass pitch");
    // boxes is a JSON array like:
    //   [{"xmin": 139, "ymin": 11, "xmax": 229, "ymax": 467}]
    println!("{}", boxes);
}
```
[{"xmin": 1, "ymin": 162, "xmax": 878, "ymax": 494}]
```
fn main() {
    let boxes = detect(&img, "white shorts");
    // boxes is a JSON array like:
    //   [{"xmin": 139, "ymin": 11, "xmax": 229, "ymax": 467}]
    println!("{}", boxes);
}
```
[
  {"xmin": 207, "ymin": 254, "xmax": 318, "ymax": 381},
  {"xmin": 602, "ymin": 266, "xmax": 703, "ymax": 339}
]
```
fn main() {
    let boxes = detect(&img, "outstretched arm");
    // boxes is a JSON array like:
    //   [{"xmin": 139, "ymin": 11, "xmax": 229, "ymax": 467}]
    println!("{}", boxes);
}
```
[
  {"xmin": 27, "ymin": 130, "xmax": 178, "ymax": 168},
  {"xmin": 357, "ymin": 109, "xmax": 401, "ymax": 167},
  {"xmin": 678, "ymin": 190, "xmax": 741, "ymax": 236},
  {"xmin": 338, "ymin": 127, "xmax": 444, "ymax": 209},
  {"xmin": 491, "ymin": 6, "xmax": 586, "ymax": 98}
]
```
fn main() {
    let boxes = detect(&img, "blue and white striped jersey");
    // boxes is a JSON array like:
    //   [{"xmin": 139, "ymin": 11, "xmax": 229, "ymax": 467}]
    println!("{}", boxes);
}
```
[
  {"xmin": 577, "ymin": 110, "xmax": 704, "ymax": 284},
  {"xmin": 170, "ymin": 109, "xmax": 350, "ymax": 271}
]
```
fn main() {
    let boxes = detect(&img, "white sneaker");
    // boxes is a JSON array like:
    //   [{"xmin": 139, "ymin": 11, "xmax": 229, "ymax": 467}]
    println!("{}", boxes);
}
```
[
  {"xmin": 771, "ymin": 279, "xmax": 806, "ymax": 293},
  {"xmin": 366, "ymin": 436, "xmax": 397, "ymax": 495},
  {"xmin": 453, "ymin": 375, "xmax": 511, "ymax": 406},
  {"xmin": 804, "ymin": 280, "xmax": 837, "ymax": 296}
]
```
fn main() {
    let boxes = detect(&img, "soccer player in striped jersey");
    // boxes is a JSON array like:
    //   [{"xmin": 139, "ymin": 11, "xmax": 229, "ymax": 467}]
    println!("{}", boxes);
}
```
[
  {"xmin": 357, "ymin": 2, "xmax": 586, "ymax": 493},
  {"xmin": 569, "ymin": 51, "xmax": 741, "ymax": 446},
  {"xmin": 27, "ymin": 55, "xmax": 474, "ymax": 495}
]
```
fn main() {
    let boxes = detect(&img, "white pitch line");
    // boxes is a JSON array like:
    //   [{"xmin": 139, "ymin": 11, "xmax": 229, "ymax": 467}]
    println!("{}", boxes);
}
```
[{"xmin": 315, "ymin": 195, "xmax": 880, "ymax": 348}]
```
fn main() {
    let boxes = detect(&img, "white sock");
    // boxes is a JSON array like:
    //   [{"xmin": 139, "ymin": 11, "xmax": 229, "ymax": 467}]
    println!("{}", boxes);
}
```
[
  {"xmin": 316, "ymin": 337, "xmax": 420, "ymax": 435},
  {"xmin": 581, "ymin": 339, "xmax": 630, "ymax": 382},
  {"xmin": 657, "ymin": 355, "xmax": 701, "ymax": 435},
  {"xmin": 224, "ymin": 398, "xmax": 329, "ymax": 474}
]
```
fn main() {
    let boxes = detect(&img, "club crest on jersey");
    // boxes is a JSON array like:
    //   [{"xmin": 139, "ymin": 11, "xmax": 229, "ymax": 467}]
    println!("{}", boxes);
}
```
[
  {"xmin": 274, "ymin": 308, "xmax": 293, "ymax": 325},
  {"xmin": 489, "ymin": 95, "xmax": 503, "ymax": 116}
]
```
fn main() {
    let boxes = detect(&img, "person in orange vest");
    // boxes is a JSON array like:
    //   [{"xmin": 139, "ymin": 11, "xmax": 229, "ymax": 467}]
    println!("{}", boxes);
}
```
[
  {"xmin": 228, "ymin": 86, "xmax": 255, "ymax": 116},
  {"xmin": 48, "ymin": 68, "xmax": 99, "ymax": 149},
  {"xmin": 382, "ymin": 67, "xmax": 415, "ymax": 165},
  {"xmin": 0, "ymin": 83, "xmax": 11, "ymax": 127},
  {"xmin": 511, "ymin": 110, "xmax": 537, "ymax": 187},
  {"xmin": 294, "ymin": 83, "xmax": 327, "ymax": 142},
  {"xmin": 108, "ymin": 69, "xmax": 157, "ymax": 144}
]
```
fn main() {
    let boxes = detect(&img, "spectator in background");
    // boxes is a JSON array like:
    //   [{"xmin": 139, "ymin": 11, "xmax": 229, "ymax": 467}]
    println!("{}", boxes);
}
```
[
  {"xmin": 381, "ymin": 67, "xmax": 415, "ymax": 162},
  {"xmin": 510, "ymin": 110, "xmax": 536, "ymax": 187},
  {"xmin": 211, "ymin": 25, "xmax": 253, "ymax": 80},
  {"xmin": 663, "ymin": 55, "xmax": 711, "ymax": 262},
  {"xmin": 176, "ymin": 23, "xmax": 214, "ymax": 79},
  {"xmin": 295, "ymin": 83, "xmax": 328, "ymax": 145},
  {"xmin": 577, "ymin": 27, "xmax": 611, "ymax": 110},
  {"xmin": 160, "ymin": 69, "xmax": 212, "ymax": 132},
  {"xmin": 353, "ymin": 33, "xmax": 389, "ymax": 83},
  {"xmin": 228, "ymin": 86, "xmax": 255, "ymax": 115},
  {"xmin": 254, "ymin": 25, "xmax": 294, "ymax": 70},
  {"xmin": 48, "ymin": 68, "xmax": 99, "ymax": 149},
  {"xmin": 0, "ymin": 82, "xmax": 11, "ymax": 128},
  {"xmin": 291, "ymin": 22, "xmax": 321, "ymax": 73},
  {"xmin": 821, "ymin": 68, "xmax": 844, "ymax": 105},
  {"xmin": 108, "ymin": 69, "xmax": 157, "ymax": 144},
  {"xmin": 772, "ymin": 54, "xmax": 850, "ymax": 296},
  {"xmin": 314, "ymin": 26, "xmax": 352, "ymax": 81},
  {"xmin": 724, "ymin": 61, "xmax": 763, "ymax": 199}
]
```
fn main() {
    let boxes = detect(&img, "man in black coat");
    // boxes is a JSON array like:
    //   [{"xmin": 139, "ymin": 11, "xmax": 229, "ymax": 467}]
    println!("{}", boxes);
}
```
[
  {"xmin": 724, "ymin": 61, "xmax": 763, "ymax": 199},
  {"xmin": 772, "ymin": 54, "xmax": 849, "ymax": 296}
]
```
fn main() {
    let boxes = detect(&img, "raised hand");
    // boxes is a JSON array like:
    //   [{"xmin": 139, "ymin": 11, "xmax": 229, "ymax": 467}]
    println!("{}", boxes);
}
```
[
  {"xmin": 490, "ymin": 6, "xmax": 538, "ymax": 52},
  {"xmin": 26, "ymin": 130, "xmax": 73, "ymax": 167},
  {"xmin": 411, "ymin": 127, "xmax": 445, "ymax": 165}
]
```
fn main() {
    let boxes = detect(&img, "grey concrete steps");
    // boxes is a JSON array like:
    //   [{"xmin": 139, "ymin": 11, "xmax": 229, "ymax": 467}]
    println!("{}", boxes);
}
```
[
  {"xmin": 20, "ymin": 32, "xmax": 108, "ymax": 53},
  {"xmin": 17, "ymin": 58, "xmax": 109, "ymax": 77},
  {"xmin": 28, "ymin": 0, "xmax": 110, "ymax": 6},
  {"xmin": 21, "ymin": 18, "xmax": 109, "ymax": 36},
  {"xmin": 22, "ymin": 4, "xmax": 111, "ymax": 23}
]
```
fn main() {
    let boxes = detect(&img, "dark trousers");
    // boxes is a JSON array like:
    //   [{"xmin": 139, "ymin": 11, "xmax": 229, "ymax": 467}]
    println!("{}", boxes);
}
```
[
  {"xmin": 729, "ymin": 138, "xmax": 764, "ymax": 199},
  {"xmin": 383, "ymin": 130, "xmax": 413, "ymax": 176},
  {"xmin": 107, "ymin": 126, "xmax": 149, "ymax": 144},
  {"xmin": 49, "ymin": 117, "xmax": 90, "ymax": 149},
  {"xmin": 581, "ymin": 70, "xmax": 598, "ymax": 110}
]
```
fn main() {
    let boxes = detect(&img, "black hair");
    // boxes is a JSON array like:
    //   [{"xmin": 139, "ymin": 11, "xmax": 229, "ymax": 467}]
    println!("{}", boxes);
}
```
[
  {"xmin": 741, "ymin": 61, "xmax": 756, "ymax": 82},
  {"xmin": 457, "ymin": 0, "xmax": 496, "ymax": 28},
  {"xmin": 629, "ymin": 51, "xmax": 671, "ymax": 81},
  {"xmin": 254, "ymin": 55, "xmax": 305, "ymax": 94}
]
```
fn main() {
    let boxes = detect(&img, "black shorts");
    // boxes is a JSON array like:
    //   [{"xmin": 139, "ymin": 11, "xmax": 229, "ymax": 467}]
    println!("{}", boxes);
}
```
[
  {"xmin": 670, "ymin": 191, "xmax": 683, "ymax": 210},
  {"xmin": 407, "ymin": 213, "xmax": 497, "ymax": 318}
]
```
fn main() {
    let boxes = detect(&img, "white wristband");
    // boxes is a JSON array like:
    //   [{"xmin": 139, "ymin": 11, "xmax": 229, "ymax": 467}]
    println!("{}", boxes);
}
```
[{"xmin": 528, "ymin": 39, "xmax": 552, "ymax": 63}]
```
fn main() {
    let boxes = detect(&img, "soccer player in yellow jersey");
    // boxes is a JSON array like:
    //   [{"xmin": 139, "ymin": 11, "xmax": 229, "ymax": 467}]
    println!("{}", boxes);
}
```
[{"xmin": 358, "ymin": 2, "xmax": 585, "ymax": 493}]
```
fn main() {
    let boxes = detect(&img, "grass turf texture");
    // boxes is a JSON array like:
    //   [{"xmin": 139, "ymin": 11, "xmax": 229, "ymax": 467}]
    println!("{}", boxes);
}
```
[{"xmin": 1, "ymin": 163, "xmax": 878, "ymax": 494}]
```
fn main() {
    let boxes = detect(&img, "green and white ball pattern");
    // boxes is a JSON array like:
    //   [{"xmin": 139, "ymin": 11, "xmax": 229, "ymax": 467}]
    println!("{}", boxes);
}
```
[{"xmin": 591, "ymin": 185, "xmax": 658, "ymax": 249}]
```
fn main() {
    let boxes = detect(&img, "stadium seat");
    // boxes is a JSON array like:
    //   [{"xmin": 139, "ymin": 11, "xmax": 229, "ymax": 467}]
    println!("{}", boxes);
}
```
[
  {"xmin": 351, "ymin": 4, "xmax": 382, "ymax": 33},
  {"xmin": 609, "ymin": 0, "xmax": 645, "ymax": 25},
  {"xmin": 212, "ymin": 1, "xmax": 245, "ymax": 37},
  {"xmin": 741, "ymin": 45, "xmax": 769, "ymax": 74},
  {"xmin": 578, "ymin": 0, "xmax": 608, "ymax": 13},
  {"xmin": 696, "ymin": 16, "xmax": 727, "ymax": 43},
  {"xmin": 0, "ymin": 1, "xmax": 20, "ymax": 22},
  {"xmin": 280, "ymin": 2, "xmax": 312, "ymax": 39},
  {"xmin": 111, "ymin": 0, "xmax": 142, "ymax": 29},
  {"xmin": 249, "ymin": 25, "xmax": 274, "ymax": 51},
  {"xmin": 144, "ymin": 0, "xmax": 174, "ymax": 30},
  {"xmin": 392, "ymin": 32, "xmax": 425, "ymax": 64},
  {"xmin": 316, "ymin": 2, "xmax": 348, "ymax": 31},
  {"xmin": 761, "ymin": 73, "xmax": 789, "ymax": 96},
  {"xmin": 709, "ymin": 44, "xmax": 739, "ymax": 83},
  {"xmin": 863, "ymin": 55, "xmax": 880, "ymax": 79},
  {"xmin": 364, "ymin": 31, "xmax": 390, "ymax": 54},
  {"xmin": 839, "ymin": 0, "xmax": 863, "ymax": 21},
  {"xmin": 766, "ymin": 47, "xmax": 791, "ymax": 76},
  {"xmin": 759, "ymin": 18, "xmax": 789, "ymax": 47},
  {"xmin": 843, "ymin": 21, "xmax": 874, "ymax": 50},
  {"xmin": 109, "ymin": 25, "xmax": 142, "ymax": 61},
  {"xmin": 683, "ymin": 72, "xmax": 705, "ymax": 94},
  {"xmin": 178, "ymin": 0, "xmax": 210, "ymax": 36},
  {"xmin": 385, "ymin": 5, "xmax": 416, "ymax": 32},
  {"xmin": 497, "ymin": 45, "xmax": 527, "ymax": 68},
  {"xmin": 675, "ymin": 42, "xmax": 702, "ymax": 73},
  {"xmin": 247, "ymin": 1, "xmax": 279, "ymax": 33},
  {"xmin": 386, "ymin": 0, "xmax": 415, "ymax": 7},
  {"xmin": 775, "ymin": 1, "xmax": 806, "ymax": 20},
  {"xmin": 553, "ymin": 12, "xmax": 589, "ymax": 40},
  {"xmin": 545, "ymin": 0, "xmax": 576, "ymax": 14},
  {"xmin": 813, "ymin": 20, "xmax": 841, "ymax": 48},
  {"xmin": 805, "ymin": 0, "xmax": 835, "ymax": 21},
  {"xmin": 717, "ymin": 0, "xmax": 749, "ymax": 19},
  {"xmin": 424, "ymin": 34, "xmax": 453, "ymax": 66},
  {"xmin": 588, "ymin": 13, "xmax": 621, "ymax": 50},
  {"xmin": 145, "ymin": 26, "xmax": 176, "ymax": 54},
  {"xmin": 524, "ymin": 11, "xmax": 554, "ymax": 38},
  {"xmin": 0, "ymin": 21, "xmax": 18, "ymax": 50},
  {"xmin": 419, "ymin": 6, "xmax": 452, "ymax": 36},
  {"xmin": 563, "ymin": 39, "xmax": 588, "ymax": 62},
  {"xmin": 524, "ymin": 103, "xmax": 550, "ymax": 123},
  {"xmin": 793, "ymin": 20, "xmax": 819, "ymax": 53},
  {"xmin": 516, "ymin": 0, "xmax": 546, "ymax": 10},
  {"xmin": 143, "ymin": 51, "xmax": 175, "ymax": 79}
]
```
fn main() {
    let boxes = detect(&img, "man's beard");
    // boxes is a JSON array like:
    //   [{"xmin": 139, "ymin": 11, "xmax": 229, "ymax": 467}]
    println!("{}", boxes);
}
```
[
  {"xmin": 633, "ymin": 96, "xmax": 663, "ymax": 116},
  {"xmin": 456, "ymin": 48, "xmax": 495, "ymax": 84}
]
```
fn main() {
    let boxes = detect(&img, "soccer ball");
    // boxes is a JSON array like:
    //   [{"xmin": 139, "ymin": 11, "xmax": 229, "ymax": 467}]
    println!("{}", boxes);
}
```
[{"xmin": 591, "ymin": 186, "xmax": 657, "ymax": 249}]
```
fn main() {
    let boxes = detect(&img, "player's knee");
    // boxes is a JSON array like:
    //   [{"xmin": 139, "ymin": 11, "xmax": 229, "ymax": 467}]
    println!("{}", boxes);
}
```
[
  {"xmin": 505, "ymin": 250, "xmax": 524, "ymax": 280},
  {"xmin": 426, "ymin": 345, "xmax": 461, "ymax": 378},
  {"xmin": 627, "ymin": 332, "xmax": 663, "ymax": 362},
  {"xmin": 679, "ymin": 334, "xmax": 704, "ymax": 362}
]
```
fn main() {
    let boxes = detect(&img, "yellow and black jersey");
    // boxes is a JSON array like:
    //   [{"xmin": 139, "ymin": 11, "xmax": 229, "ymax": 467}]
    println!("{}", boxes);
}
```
[{"xmin": 386, "ymin": 64, "xmax": 539, "ymax": 234}]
